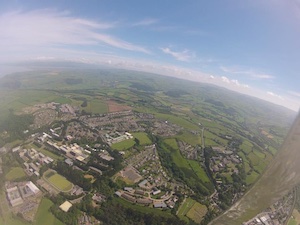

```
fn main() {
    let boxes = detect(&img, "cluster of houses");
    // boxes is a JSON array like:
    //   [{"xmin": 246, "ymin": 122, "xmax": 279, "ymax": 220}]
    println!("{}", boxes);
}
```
[{"xmin": 13, "ymin": 147, "xmax": 54, "ymax": 177}]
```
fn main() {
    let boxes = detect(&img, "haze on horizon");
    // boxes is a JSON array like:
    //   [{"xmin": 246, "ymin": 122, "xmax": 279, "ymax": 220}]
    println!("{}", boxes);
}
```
[{"xmin": 0, "ymin": 0, "xmax": 299, "ymax": 111}]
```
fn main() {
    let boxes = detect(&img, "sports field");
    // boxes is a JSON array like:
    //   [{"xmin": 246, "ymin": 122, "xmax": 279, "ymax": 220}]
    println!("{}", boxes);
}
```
[{"xmin": 44, "ymin": 170, "xmax": 73, "ymax": 192}]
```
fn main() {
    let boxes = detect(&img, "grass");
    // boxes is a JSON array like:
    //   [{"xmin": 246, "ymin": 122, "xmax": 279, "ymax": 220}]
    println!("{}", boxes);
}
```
[
  {"xmin": 164, "ymin": 138, "xmax": 179, "ymax": 150},
  {"xmin": 5, "ymin": 167, "xmax": 26, "ymax": 181},
  {"xmin": 186, "ymin": 201, "xmax": 207, "ymax": 223},
  {"xmin": 188, "ymin": 160, "xmax": 210, "ymax": 183},
  {"xmin": 132, "ymin": 132, "xmax": 152, "ymax": 145},
  {"xmin": 44, "ymin": 170, "xmax": 73, "ymax": 192},
  {"xmin": 175, "ymin": 131, "xmax": 201, "ymax": 146},
  {"xmin": 246, "ymin": 171, "xmax": 259, "ymax": 185},
  {"xmin": 154, "ymin": 113, "xmax": 199, "ymax": 130},
  {"xmin": 34, "ymin": 198, "xmax": 64, "ymax": 225},
  {"xmin": 177, "ymin": 198, "xmax": 196, "ymax": 218},
  {"xmin": 37, "ymin": 148, "xmax": 63, "ymax": 160},
  {"xmin": 111, "ymin": 139, "xmax": 135, "ymax": 150},
  {"xmin": 86, "ymin": 99, "xmax": 108, "ymax": 114},
  {"xmin": 241, "ymin": 141, "xmax": 253, "ymax": 155},
  {"xmin": 288, "ymin": 219, "xmax": 297, "ymax": 225}
]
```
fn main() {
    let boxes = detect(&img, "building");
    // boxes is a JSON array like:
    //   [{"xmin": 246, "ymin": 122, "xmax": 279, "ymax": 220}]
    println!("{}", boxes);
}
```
[
  {"xmin": 59, "ymin": 201, "xmax": 72, "ymax": 212},
  {"xmin": 65, "ymin": 158, "xmax": 73, "ymax": 166},
  {"xmin": 153, "ymin": 201, "xmax": 167, "ymax": 208},
  {"xmin": 6, "ymin": 186, "xmax": 23, "ymax": 207}
]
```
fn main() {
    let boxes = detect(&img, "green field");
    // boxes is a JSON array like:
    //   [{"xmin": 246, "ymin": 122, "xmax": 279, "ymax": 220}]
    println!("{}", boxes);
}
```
[
  {"xmin": 132, "ymin": 132, "xmax": 152, "ymax": 145},
  {"xmin": 246, "ymin": 171, "xmax": 259, "ymax": 185},
  {"xmin": 44, "ymin": 170, "xmax": 73, "ymax": 192},
  {"xmin": 177, "ymin": 198, "xmax": 196, "ymax": 219},
  {"xmin": 86, "ymin": 99, "xmax": 108, "ymax": 114},
  {"xmin": 188, "ymin": 160, "xmax": 210, "ymax": 183},
  {"xmin": 111, "ymin": 139, "xmax": 135, "ymax": 150},
  {"xmin": 5, "ymin": 167, "xmax": 26, "ymax": 181},
  {"xmin": 175, "ymin": 131, "xmax": 201, "ymax": 146},
  {"xmin": 288, "ymin": 219, "xmax": 297, "ymax": 225},
  {"xmin": 186, "ymin": 201, "xmax": 207, "ymax": 223},
  {"xmin": 155, "ymin": 113, "xmax": 199, "ymax": 130},
  {"xmin": 34, "ymin": 198, "xmax": 64, "ymax": 225}
]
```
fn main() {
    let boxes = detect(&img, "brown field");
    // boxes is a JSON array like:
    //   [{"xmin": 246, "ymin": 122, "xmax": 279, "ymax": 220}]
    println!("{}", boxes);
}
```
[{"xmin": 107, "ymin": 100, "xmax": 131, "ymax": 112}]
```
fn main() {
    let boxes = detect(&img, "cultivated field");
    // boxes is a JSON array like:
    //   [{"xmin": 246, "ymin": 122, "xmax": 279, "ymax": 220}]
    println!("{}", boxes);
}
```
[{"xmin": 186, "ymin": 201, "xmax": 207, "ymax": 223}]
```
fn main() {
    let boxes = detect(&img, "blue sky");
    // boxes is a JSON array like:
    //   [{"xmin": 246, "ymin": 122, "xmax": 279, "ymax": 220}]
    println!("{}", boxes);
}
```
[{"xmin": 0, "ymin": 0, "xmax": 299, "ymax": 111}]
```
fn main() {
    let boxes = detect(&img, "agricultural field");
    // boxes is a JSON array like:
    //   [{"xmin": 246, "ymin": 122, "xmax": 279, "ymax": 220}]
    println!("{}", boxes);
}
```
[
  {"xmin": 178, "ymin": 198, "xmax": 207, "ymax": 223},
  {"xmin": 44, "ymin": 170, "xmax": 73, "ymax": 192},
  {"xmin": 34, "ymin": 198, "xmax": 64, "ymax": 225},
  {"xmin": 5, "ymin": 167, "xmax": 26, "ymax": 181},
  {"xmin": 111, "ymin": 139, "xmax": 136, "ymax": 150},
  {"xmin": 246, "ymin": 171, "xmax": 259, "ymax": 185},
  {"xmin": 132, "ymin": 132, "xmax": 152, "ymax": 145},
  {"xmin": 175, "ymin": 131, "xmax": 201, "ymax": 146},
  {"xmin": 186, "ymin": 201, "xmax": 207, "ymax": 223},
  {"xmin": 188, "ymin": 160, "xmax": 210, "ymax": 183},
  {"xmin": 177, "ymin": 198, "xmax": 196, "ymax": 220}
]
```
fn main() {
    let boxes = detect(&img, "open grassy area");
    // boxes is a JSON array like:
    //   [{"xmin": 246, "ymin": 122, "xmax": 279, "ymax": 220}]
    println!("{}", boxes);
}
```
[
  {"xmin": 188, "ymin": 160, "xmax": 210, "ymax": 183},
  {"xmin": 44, "ymin": 170, "xmax": 73, "ymax": 192},
  {"xmin": 175, "ymin": 131, "xmax": 201, "ymax": 146},
  {"xmin": 132, "ymin": 132, "xmax": 152, "ymax": 145},
  {"xmin": 86, "ymin": 99, "xmax": 108, "ymax": 114},
  {"xmin": 111, "ymin": 139, "xmax": 135, "ymax": 150},
  {"xmin": 177, "ymin": 198, "xmax": 196, "ymax": 218},
  {"xmin": 186, "ymin": 201, "xmax": 207, "ymax": 223},
  {"xmin": 154, "ymin": 113, "xmax": 199, "ymax": 130},
  {"xmin": 5, "ymin": 167, "xmax": 26, "ymax": 181},
  {"xmin": 34, "ymin": 198, "xmax": 64, "ymax": 225},
  {"xmin": 246, "ymin": 171, "xmax": 259, "ymax": 185}
]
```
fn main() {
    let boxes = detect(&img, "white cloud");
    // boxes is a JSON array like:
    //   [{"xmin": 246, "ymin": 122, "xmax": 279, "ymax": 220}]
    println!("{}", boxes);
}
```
[
  {"xmin": 267, "ymin": 91, "xmax": 284, "ymax": 100},
  {"xmin": 221, "ymin": 66, "xmax": 275, "ymax": 80},
  {"xmin": 221, "ymin": 76, "xmax": 230, "ymax": 83},
  {"xmin": 132, "ymin": 18, "xmax": 158, "ymax": 26},
  {"xmin": 0, "ymin": 9, "xmax": 149, "ymax": 61},
  {"xmin": 231, "ymin": 79, "xmax": 240, "ymax": 86},
  {"xmin": 161, "ymin": 47, "xmax": 195, "ymax": 62},
  {"xmin": 289, "ymin": 91, "xmax": 300, "ymax": 98}
]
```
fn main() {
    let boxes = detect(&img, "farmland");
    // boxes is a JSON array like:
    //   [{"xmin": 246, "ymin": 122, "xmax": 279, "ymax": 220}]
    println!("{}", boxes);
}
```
[{"xmin": 177, "ymin": 198, "xmax": 207, "ymax": 223}]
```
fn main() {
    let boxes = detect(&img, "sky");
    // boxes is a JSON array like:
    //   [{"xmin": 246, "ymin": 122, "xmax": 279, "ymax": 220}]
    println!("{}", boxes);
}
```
[{"xmin": 0, "ymin": 0, "xmax": 300, "ymax": 111}]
